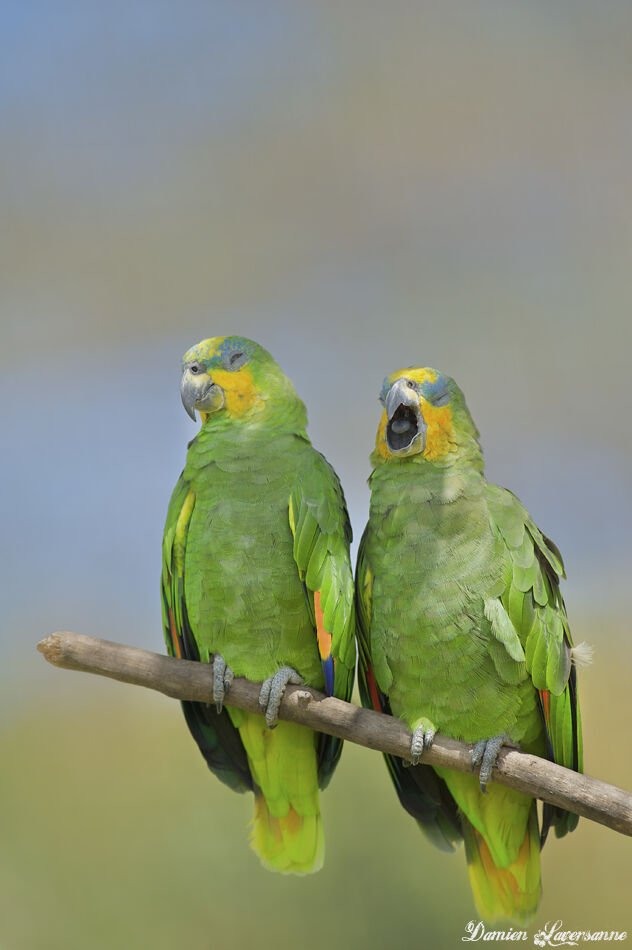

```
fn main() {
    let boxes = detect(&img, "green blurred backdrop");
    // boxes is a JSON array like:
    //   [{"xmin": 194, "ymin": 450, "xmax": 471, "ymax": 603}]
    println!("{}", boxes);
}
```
[{"xmin": 2, "ymin": 3, "xmax": 631, "ymax": 947}]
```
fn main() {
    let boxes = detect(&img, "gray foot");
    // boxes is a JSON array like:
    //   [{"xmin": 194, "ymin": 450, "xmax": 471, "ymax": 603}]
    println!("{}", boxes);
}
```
[
  {"xmin": 259, "ymin": 666, "xmax": 303, "ymax": 728},
  {"xmin": 410, "ymin": 725, "xmax": 436, "ymax": 766},
  {"xmin": 212, "ymin": 654, "xmax": 234, "ymax": 713},
  {"xmin": 471, "ymin": 733, "xmax": 515, "ymax": 792}
]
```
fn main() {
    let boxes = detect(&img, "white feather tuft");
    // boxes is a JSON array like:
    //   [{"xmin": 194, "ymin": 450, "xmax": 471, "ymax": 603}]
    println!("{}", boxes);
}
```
[{"xmin": 570, "ymin": 641, "xmax": 594, "ymax": 669}]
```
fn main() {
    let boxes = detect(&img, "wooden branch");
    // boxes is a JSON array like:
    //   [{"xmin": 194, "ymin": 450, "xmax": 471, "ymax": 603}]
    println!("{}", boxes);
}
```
[{"xmin": 37, "ymin": 631, "xmax": 632, "ymax": 838}]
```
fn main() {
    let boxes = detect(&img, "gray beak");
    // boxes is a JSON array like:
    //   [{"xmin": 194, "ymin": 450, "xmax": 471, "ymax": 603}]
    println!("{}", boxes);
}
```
[
  {"xmin": 180, "ymin": 374, "xmax": 198, "ymax": 420},
  {"xmin": 385, "ymin": 378, "xmax": 419, "ymax": 421},
  {"xmin": 180, "ymin": 370, "xmax": 225, "ymax": 420},
  {"xmin": 384, "ymin": 378, "xmax": 426, "ymax": 455}
]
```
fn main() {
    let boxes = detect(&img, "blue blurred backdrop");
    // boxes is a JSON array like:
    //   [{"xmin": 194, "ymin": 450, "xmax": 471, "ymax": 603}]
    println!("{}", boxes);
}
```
[{"xmin": 2, "ymin": 3, "xmax": 631, "ymax": 948}]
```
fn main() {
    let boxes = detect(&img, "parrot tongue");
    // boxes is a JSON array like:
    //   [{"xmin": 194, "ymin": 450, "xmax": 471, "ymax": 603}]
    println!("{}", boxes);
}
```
[{"xmin": 386, "ymin": 404, "xmax": 420, "ymax": 451}]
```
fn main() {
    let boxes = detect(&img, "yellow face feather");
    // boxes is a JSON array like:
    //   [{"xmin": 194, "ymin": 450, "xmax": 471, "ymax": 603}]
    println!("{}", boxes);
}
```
[
  {"xmin": 375, "ymin": 367, "xmax": 456, "ymax": 462},
  {"xmin": 208, "ymin": 367, "xmax": 260, "ymax": 417}
]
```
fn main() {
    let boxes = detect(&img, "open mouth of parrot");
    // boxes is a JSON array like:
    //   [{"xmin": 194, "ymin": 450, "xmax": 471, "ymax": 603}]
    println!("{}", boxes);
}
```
[{"xmin": 386, "ymin": 404, "xmax": 421, "ymax": 451}]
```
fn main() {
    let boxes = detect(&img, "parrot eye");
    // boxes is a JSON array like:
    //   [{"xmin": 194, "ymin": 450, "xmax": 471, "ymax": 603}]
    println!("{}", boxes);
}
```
[
  {"xmin": 406, "ymin": 379, "xmax": 421, "ymax": 393},
  {"xmin": 422, "ymin": 374, "xmax": 452, "ymax": 408},
  {"xmin": 429, "ymin": 390, "xmax": 450, "ymax": 408},
  {"xmin": 225, "ymin": 350, "xmax": 247, "ymax": 371},
  {"xmin": 189, "ymin": 363, "xmax": 201, "ymax": 374}
]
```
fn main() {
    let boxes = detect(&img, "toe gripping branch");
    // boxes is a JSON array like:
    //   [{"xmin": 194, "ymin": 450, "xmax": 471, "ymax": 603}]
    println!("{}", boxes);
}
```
[
  {"xmin": 212, "ymin": 654, "xmax": 234, "ymax": 713},
  {"xmin": 410, "ymin": 725, "xmax": 437, "ymax": 766},
  {"xmin": 471, "ymin": 734, "xmax": 517, "ymax": 792},
  {"xmin": 259, "ymin": 666, "xmax": 304, "ymax": 729}
]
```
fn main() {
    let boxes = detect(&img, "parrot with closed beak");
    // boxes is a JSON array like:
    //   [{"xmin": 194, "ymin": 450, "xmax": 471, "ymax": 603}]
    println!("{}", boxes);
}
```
[
  {"xmin": 162, "ymin": 336, "xmax": 355, "ymax": 873},
  {"xmin": 356, "ymin": 366, "xmax": 586, "ymax": 920}
]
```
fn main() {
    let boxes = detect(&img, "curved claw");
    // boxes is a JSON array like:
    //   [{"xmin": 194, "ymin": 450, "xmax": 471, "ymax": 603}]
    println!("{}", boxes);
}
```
[
  {"xmin": 471, "ymin": 733, "xmax": 515, "ymax": 792},
  {"xmin": 258, "ymin": 666, "xmax": 303, "ymax": 729},
  {"xmin": 410, "ymin": 725, "xmax": 436, "ymax": 766},
  {"xmin": 212, "ymin": 654, "xmax": 234, "ymax": 713}
]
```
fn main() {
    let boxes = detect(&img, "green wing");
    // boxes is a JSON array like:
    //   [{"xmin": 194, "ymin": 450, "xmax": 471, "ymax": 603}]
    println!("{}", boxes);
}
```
[
  {"xmin": 161, "ymin": 472, "xmax": 253, "ymax": 793},
  {"xmin": 355, "ymin": 528, "xmax": 463, "ymax": 852},
  {"xmin": 288, "ymin": 452, "xmax": 356, "ymax": 787},
  {"xmin": 486, "ymin": 483, "xmax": 583, "ymax": 837}
]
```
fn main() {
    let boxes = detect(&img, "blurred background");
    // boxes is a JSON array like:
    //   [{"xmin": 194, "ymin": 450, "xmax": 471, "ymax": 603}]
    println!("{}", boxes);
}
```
[{"xmin": 2, "ymin": 2, "xmax": 631, "ymax": 947}]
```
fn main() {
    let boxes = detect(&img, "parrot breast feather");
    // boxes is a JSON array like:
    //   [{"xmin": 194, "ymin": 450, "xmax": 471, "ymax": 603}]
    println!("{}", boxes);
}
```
[{"xmin": 355, "ymin": 529, "xmax": 462, "ymax": 853}]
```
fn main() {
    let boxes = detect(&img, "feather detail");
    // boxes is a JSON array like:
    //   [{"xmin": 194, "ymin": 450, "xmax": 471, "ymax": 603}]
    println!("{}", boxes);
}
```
[
  {"xmin": 463, "ymin": 806, "xmax": 541, "ymax": 923},
  {"xmin": 251, "ymin": 796, "xmax": 323, "ymax": 874},
  {"xmin": 241, "ymin": 715, "xmax": 323, "ymax": 874},
  {"xmin": 167, "ymin": 606, "xmax": 182, "ymax": 659},
  {"xmin": 314, "ymin": 590, "xmax": 332, "ymax": 661},
  {"xmin": 570, "ymin": 642, "xmax": 594, "ymax": 669},
  {"xmin": 365, "ymin": 664, "xmax": 382, "ymax": 713},
  {"xmin": 314, "ymin": 589, "xmax": 335, "ymax": 694},
  {"xmin": 321, "ymin": 656, "xmax": 335, "ymax": 696}
]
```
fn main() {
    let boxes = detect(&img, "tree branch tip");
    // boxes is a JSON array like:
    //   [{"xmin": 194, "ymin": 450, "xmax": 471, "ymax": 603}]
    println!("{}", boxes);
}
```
[{"xmin": 37, "ymin": 633, "xmax": 68, "ymax": 664}]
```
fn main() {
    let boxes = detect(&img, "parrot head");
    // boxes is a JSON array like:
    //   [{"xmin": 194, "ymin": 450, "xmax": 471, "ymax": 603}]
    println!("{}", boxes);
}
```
[
  {"xmin": 373, "ymin": 367, "xmax": 480, "ymax": 464},
  {"xmin": 180, "ymin": 336, "xmax": 307, "ymax": 430}
]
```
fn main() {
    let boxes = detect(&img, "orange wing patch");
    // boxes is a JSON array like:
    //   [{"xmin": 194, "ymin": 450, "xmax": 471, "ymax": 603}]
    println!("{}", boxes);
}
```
[
  {"xmin": 314, "ymin": 590, "xmax": 335, "ymax": 695},
  {"xmin": 168, "ymin": 607, "xmax": 182, "ymax": 659},
  {"xmin": 540, "ymin": 689, "xmax": 551, "ymax": 727},
  {"xmin": 314, "ymin": 590, "xmax": 332, "ymax": 661}
]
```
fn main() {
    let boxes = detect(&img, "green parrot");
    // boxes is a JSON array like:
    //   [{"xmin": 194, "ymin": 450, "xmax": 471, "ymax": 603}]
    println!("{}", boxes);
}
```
[
  {"xmin": 161, "ymin": 336, "xmax": 355, "ymax": 873},
  {"xmin": 356, "ymin": 366, "xmax": 585, "ymax": 921}
]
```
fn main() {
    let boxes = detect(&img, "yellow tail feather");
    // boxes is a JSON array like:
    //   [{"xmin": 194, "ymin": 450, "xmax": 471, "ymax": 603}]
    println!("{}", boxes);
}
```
[
  {"xmin": 251, "ymin": 794, "xmax": 324, "ymax": 874},
  {"xmin": 464, "ymin": 805, "xmax": 541, "ymax": 923},
  {"xmin": 233, "ymin": 711, "xmax": 324, "ymax": 874}
]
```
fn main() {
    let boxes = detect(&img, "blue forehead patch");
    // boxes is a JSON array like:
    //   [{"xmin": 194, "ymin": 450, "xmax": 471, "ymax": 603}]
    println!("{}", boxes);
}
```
[
  {"xmin": 422, "ymin": 374, "xmax": 451, "ymax": 406},
  {"xmin": 379, "ymin": 377, "xmax": 391, "ymax": 405}
]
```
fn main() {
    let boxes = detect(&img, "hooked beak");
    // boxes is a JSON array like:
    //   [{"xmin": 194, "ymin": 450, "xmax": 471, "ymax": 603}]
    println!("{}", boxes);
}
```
[
  {"xmin": 385, "ymin": 378, "xmax": 426, "ymax": 455},
  {"xmin": 180, "ymin": 369, "xmax": 225, "ymax": 421}
]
